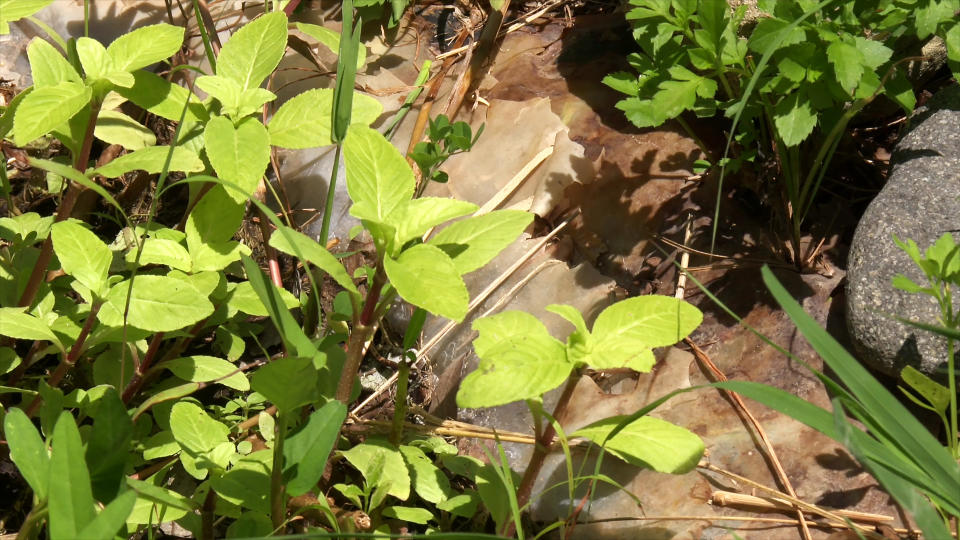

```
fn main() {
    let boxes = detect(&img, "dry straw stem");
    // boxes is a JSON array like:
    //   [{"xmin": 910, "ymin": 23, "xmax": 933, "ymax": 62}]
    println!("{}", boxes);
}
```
[
  {"xmin": 686, "ymin": 337, "xmax": 812, "ymax": 539},
  {"xmin": 700, "ymin": 462, "xmax": 878, "ymax": 537},
  {"xmin": 576, "ymin": 514, "xmax": 924, "ymax": 537},
  {"xmin": 711, "ymin": 491, "xmax": 893, "ymax": 525}
]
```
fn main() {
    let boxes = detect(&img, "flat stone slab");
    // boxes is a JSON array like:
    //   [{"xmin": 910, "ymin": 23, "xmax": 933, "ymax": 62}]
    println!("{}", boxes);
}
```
[{"xmin": 846, "ymin": 85, "xmax": 960, "ymax": 379}]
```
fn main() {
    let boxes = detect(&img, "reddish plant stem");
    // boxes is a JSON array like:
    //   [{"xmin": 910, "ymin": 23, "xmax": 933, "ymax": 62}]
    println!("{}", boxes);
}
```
[
  {"xmin": 121, "ymin": 331, "xmax": 165, "ymax": 403},
  {"xmin": 23, "ymin": 302, "xmax": 102, "ymax": 417},
  {"xmin": 18, "ymin": 101, "xmax": 102, "ymax": 309},
  {"xmin": 335, "ymin": 269, "xmax": 386, "ymax": 403},
  {"xmin": 514, "ymin": 373, "xmax": 582, "ymax": 519},
  {"xmin": 201, "ymin": 486, "xmax": 217, "ymax": 540}
]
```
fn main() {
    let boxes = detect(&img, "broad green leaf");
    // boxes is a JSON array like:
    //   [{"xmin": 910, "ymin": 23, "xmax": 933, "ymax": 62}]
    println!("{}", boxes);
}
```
[
  {"xmin": 235, "ymin": 87, "xmax": 277, "ymax": 118},
  {"xmin": 399, "ymin": 445, "xmax": 453, "ymax": 504},
  {"xmin": 546, "ymin": 303, "xmax": 592, "ymax": 362},
  {"xmin": 48, "ymin": 412, "xmax": 96, "ymax": 539},
  {"xmin": 85, "ymin": 389, "xmax": 132, "ymax": 502},
  {"xmin": 884, "ymin": 68, "xmax": 916, "ymax": 114},
  {"xmin": 388, "ymin": 197, "xmax": 478, "ymax": 249},
  {"xmin": 826, "ymin": 40, "xmax": 864, "ymax": 94},
  {"xmin": 27, "ymin": 38, "xmax": 80, "ymax": 87},
  {"xmin": 203, "ymin": 116, "xmax": 270, "ymax": 204},
  {"xmin": 339, "ymin": 438, "xmax": 410, "ymax": 500},
  {"xmin": 95, "ymin": 109, "xmax": 156, "ymax": 150},
  {"xmin": 457, "ymin": 334, "xmax": 571, "ymax": 408},
  {"xmin": 196, "ymin": 74, "xmax": 241, "ymax": 108},
  {"xmin": 51, "ymin": 220, "xmax": 111, "ymax": 298},
  {"xmin": 283, "ymin": 401, "xmax": 347, "ymax": 496},
  {"xmin": 142, "ymin": 431, "xmax": 179, "ymax": 460},
  {"xmin": 99, "ymin": 275, "xmax": 214, "ymax": 332},
  {"xmin": 106, "ymin": 23, "xmax": 183, "ymax": 72},
  {"xmin": 747, "ymin": 17, "xmax": 805, "ymax": 54},
  {"xmin": 545, "ymin": 304, "xmax": 589, "ymax": 337},
  {"xmin": 250, "ymin": 357, "xmax": 319, "ymax": 413},
  {"xmin": 344, "ymin": 124, "xmax": 415, "ymax": 222},
  {"xmin": 216, "ymin": 11, "xmax": 287, "ymax": 91},
  {"xmin": 241, "ymin": 256, "xmax": 318, "ymax": 358},
  {"xmin": 13, "ymin": 81, "xmax": 91, "ymax": 146},
  {"xmin": 185, "ymin": 185, "xmax": 245, "ymax": 271},
  {"xmin": 76, "ymin": 490, "xmax": 136, "ymax": 539},
  {"xmin": 436, "ymin": 493, "xmax": 480, "ymax": 518},
  {"xmin": 0, "ymin": 86, "xmax": 31, "ymax": 140},
  {"xmin": 588, "ymin": 295, "xmax": 701, "ymax": 371},
  {"xmin": 0, "ymin": 212, "xmax": 52, "ymax": 244},
  {"xmin": 900, "ymin": 365, "xmax": 950, "ymax": 413},
  {"xmin": 166, "ymin": 356, "xmax": 249, "ymax": 391},
  {"xmin": 76, "ymin": 37, "xmax": 112, "ymax": 81},
  {"xmin": 267, "ymin": 88, "xmax": 382, "ymax": 149},
  {"xmin": 471, "ymin": 310, "xmax": 556, "ymax": 358},
  {"xmin": 384, "ymin": 244, "xmax": 468, "ymax": 322},
  {"xmin": 602, "ymin": 71, "xmax": 639, "ymax": 96},
  {"xmin": 125, "ymin": 238, "xmax": 191, "ymax": 272},
  {"xmin": 382, "ymin": 506, "xmax": 433, "ymax": 524},
  {"xmin": 125, "ymin": 486, "xmax": 191, "ymax": 526},
  {"xmin": 3, "ymin": 408, "xmax": 49, "ymax": 500},
  {"xmin": 269, "ymin": 225, "xmax": 358, "ymax": 294},
  {"xmin": 211, "ymin": 452, "xmax": 271, "ymax": 513},
  {"xmin": 115, "ymin": 70, "xmax": 206, "ymax": 123},
  {"xmin": 225, "ymin": 280, "xmax": 299, "ymax": 317},
  {"xmin": 295, "ymin": 23, "xmax": 367, "ymax": 69},
  {"xmin": 616, "ymin": 96, "xmax": 667, "ymax": 128},
  {"xmin": 573, "ymin": 415, "xmax": 704, "ymax": 473},
  {"xmin": 853, "ymin": 37, "xmax": 892, "ymax": 70},
  {"xmin": 892, "ymin": 274, "xmax": 923, "ymax": 294},
  {"xmin": 226, "ymin": 512, "xmax": 273, "ymax": 538},
  {"xmin": 429, "ymin": 210, "xmax": 533, "ymax": 274},
  {"xmin": 169, "ymin": 401, "xmax": 230, "ymax": 455},
  {"xmin": 773, "ymin": 90, "xmax": 817, "ymax": 147},
  {"xmin": 0, "ymin": 0, "xmax": 55, "ymax": 34},
  {"xmin": 651, "ymin": 77, "xmax": 699, "ymax": 118},
  {"xmin": 330, "ymin": 0, "xmax": 358, "ymax": 144},
  {"xmin": 93, "ymin": 146, "xmax": 204, "ymax": 177},
  {"xmin": 0, "ymin": 307, "xmax": 59, "ymax": 343}
]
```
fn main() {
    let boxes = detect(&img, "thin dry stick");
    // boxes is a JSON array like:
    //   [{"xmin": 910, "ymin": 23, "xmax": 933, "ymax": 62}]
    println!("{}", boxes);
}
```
[
  {"xmin": 576, "ymin": 514, "xmax": 925, "ymax": 536},
  {"xmin": 476, "ymin": 145, "xmax": 554, "ymax": 215},
  {"xmin": 435, "ymin": 0, "xmax": 573, "ymax": 60},
  {"xmin": 686, "ymin": 338, "xmax": 812, "ymax": 540},
  {"xmin": 711, "ymin": 491, "xmax": 893, "ymax": 525},
  {"xmin": 700, "ymin": 462, "xmax": 876, "ymax": 537},
  {"xmin": 349, "ymin": 211, "xmax": 578, "ymax": 416},
  {"xmin": 674, "ymin": 216, "xmax": 692, "ymax": 299}
]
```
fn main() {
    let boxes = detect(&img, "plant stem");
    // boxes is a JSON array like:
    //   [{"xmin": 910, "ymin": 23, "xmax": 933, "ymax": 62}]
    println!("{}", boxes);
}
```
[
  {"xmin": 270, "ymin": 411, "xmax": 289, "ymax": 531},
  {"xmin": 15, "ymin": 501, "xmax": 47, "ymax": 540},
  {"xmin": 515, "ymin": 372, "xmax": 581, "ymax": 512},
  {"xmin": 335, "ymin": 268, "xmax": 386, "ymax": 403},
  {"xmin": 389, "ymin": 358, "xmax": 411, "ymax": 445},
  {"xmin": 121, "ymin": 331, "xmax": 166, "ymax": 403},
  {"xmin": 201, "ymin": 486, "xmax": 216, "ymax": 540},
  {"xmin": 17, "ymin": 100, "xmax": 102, "ymax": 309},
  {"xmin": 318, "ymin": 144, "xmax": 342, "ymax": 249},
  {"xmin": 24, "ymin": 302, "xmax": 102, "ymax": 417}
]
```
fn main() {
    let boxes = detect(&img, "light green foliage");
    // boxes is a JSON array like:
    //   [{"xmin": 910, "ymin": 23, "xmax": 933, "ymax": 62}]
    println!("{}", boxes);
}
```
[
  {"xmin": 216, "ymin": 12, "xmax": 287, "ymax": 92},
  {"xmin": 165, "ymin": 356, "xmax": 249, "ymax": 390},
  {"xmin": 98, "ymin": 274, "xmax": 215, "ymax": 332},
  {"xmin": 13, "ymin": 82, "xmax": 92, "ymax": 146},
  {"xmin": 3, "ymin": 408, "xmax": 49, "ymax": 500},
  {"xmin": 0, "ymin": 0, "xmax": 54, "ymax": 33},
  {"xmin": 344, "ymin": 124, "xmax": 415, "ymax": 224},
  {"xmin": 48, "ymin": 412, "xmax": 96, "ymax": 540},
  {"xmin": 573, "ymin": 416, "xmax": 704, "ymax": 473},
  {"xmin": 203, "ymin": 116, "xmax": 270, "ymax": 204},
  {"xmin": 269, "ymin": 225, "xmax": 359, "ymax": 294},
  {"xmin": 249, "ymin": 356, "xmax": 320, "ymax": 413},
  {"xmin": 384, "ymin": 243, "xmax": 469, "ymax": 322},
  {"xmin": 340, "ymin": 438, "xmax": 411, "ymax": 500},
  {"xmin": 282, "ymin": 401, "xmax": 347, "ymax": 496},
  {"xmin": 891, "ymin": 233, "xmax": 959, "ymax": 460},
  {"xmin": 27, "ymin": 38, "xmax": 81, "ymax": 87},
  {"xmin": 295, "ymin": 22, "xmax": 367, "ymax": 70},
  {"xmin": 429, "ymin": 210, "xmax": 533, "ymax": 273},
  {"xmin": 268, "ymin": 88, "xmax": 382, "ymax": 149},
  {"xmin": 51, "ymin": 221, "xmax": 112, "ymax": 298},
  {"xmin": 95, "ymin": 109, "xmax": 157, "ymax": 150}
]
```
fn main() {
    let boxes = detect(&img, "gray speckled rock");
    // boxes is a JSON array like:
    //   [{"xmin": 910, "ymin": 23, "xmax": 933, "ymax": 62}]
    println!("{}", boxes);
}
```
[{"xmin": 846, "ymin": 85, "xmax": 960, "ymax": 379}]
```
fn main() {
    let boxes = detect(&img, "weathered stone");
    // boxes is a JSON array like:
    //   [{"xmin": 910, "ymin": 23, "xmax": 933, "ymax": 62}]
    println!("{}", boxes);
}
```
[{"xmin": 846, "ymin": 85, "xmax": 960, "ymax": 379}]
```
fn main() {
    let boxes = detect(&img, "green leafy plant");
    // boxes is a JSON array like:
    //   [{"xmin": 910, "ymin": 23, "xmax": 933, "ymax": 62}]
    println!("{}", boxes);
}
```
[
  {"xmin": 891, "ymin": 232, "xmax": 959, "ymax": 459},
  {"xmin": 456, "ymin": 296, "xmax": 705, "ymax": 533},
  {"xmin": 409, "ymin": 114, "xmax": 484, "ymax": 187},
  {"xmin": 606, "ymin": 0, "xmax": 960, "ymax": 267},
  {"xmin": 712, "ymin": 266, "xmax": 960, "ymax": 539}
]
